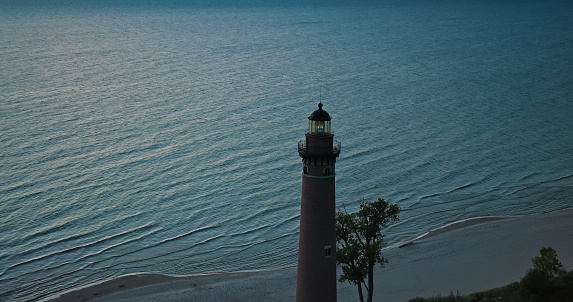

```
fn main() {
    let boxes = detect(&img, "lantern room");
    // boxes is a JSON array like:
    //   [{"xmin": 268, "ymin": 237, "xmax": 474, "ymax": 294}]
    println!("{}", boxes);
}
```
[{"xmin": 308, "ymin": 102, "xmax": 331, "ymax": 136}]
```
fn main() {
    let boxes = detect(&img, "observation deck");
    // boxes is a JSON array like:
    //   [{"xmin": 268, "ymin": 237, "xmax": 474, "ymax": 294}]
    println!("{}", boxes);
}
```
[{"xmin": 298, "ymin": 140, "xmax": 341, "ymax": 157}]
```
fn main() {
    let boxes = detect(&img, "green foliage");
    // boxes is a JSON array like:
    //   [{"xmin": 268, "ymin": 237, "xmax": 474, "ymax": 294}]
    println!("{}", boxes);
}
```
[
  {"xmin": 531, "ymin": 246, "xmax": 563, "ymax": 277},
  {"xmin": 519, "ymin": 247, "xmax": 567, "ymax": 301},
  {"xmin": 336, "ymin": 198, "xmax": 400, "ymax": 302},
  {"xmin": 408, "ymin": 291, "xmax": 465, "ymax": 302},
  {"xmin": 520, "ymin": 267, "xmax": 550, "ymax": 300},
  {"xmin": 408, "ymin": 282, "xmax": 524, "ymax": 302}
]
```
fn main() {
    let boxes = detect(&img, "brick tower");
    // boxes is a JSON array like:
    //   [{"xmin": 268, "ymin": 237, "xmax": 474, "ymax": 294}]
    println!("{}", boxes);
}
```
[{"xmin": 296, "ymin": 102, "xmax": 341, "ymax": 302}]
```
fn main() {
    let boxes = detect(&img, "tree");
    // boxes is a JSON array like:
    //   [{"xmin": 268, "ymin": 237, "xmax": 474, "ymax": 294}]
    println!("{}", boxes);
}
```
[
  {"xmin": 335, "ymin": 198, "xmax": 400, "ymax": 302},
  {"xmin": 520, "ymin": 247, "xmax": 565, "ymax": 301},
  {"xmin": 532, "ymin": 247, "xmax": 563, "ymax": 278}
]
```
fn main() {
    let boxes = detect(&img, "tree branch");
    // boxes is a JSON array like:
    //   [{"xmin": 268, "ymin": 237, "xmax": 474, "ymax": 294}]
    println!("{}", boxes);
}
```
[{"xmin": 362, "ymin": 279, "xmax": 369, "ymax": 292}]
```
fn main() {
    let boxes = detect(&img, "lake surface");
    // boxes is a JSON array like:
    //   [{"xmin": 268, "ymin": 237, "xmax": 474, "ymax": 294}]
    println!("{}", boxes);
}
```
[{"xmin": 1, "ymin": 0, "xmax": 573, "ymax": 300}]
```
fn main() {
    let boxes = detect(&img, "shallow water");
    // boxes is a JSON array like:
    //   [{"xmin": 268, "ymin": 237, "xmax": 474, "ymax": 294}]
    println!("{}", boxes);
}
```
[{"xmin": 1, "ymin": 0, "xmax": 573, "ymax": 300}]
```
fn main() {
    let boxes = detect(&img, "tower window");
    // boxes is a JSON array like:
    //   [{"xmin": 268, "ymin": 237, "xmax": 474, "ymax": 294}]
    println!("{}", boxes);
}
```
[
  {"xmin": 324, "ymin": 245, "xmax": 332, "ymax": 258},
  {"xmin": 303, "ymin": 165, "xmax": 308, "ymax": 174},
  {"xmin": 322, "ymin": 166, "xmax": 332, "ymax": 175}
]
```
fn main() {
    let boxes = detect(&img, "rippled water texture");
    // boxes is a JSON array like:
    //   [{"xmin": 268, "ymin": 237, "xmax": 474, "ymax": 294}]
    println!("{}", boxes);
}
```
[{"xmin": 1, "ymin": 1, "xmax": 573, "ymax": 300}]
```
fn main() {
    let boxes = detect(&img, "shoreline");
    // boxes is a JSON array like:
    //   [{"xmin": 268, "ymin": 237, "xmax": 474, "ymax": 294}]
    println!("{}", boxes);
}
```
[
  {"xmin": 46, "ymin": 270, "xmax": 294, "ymax": 302},
  {"xmin": 398, "ymin": 215, "xmax": 512, "ymax": 248},
  {"xmin": 46, "ymin": 274, "xmax": 181, "ymax": 302},
  {"xmin": 49, "ymin": 268, "xmax": 301, "ymax": 302},
  {"xmin": 48, "ymin": 208, "xmax": 573, "ymax": 302}
]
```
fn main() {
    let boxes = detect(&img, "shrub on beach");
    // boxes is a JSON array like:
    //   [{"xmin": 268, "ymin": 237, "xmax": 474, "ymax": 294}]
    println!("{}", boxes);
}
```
[{"xmin": 519, "ymin": 247, "xmax": 567, "ymax": 301}]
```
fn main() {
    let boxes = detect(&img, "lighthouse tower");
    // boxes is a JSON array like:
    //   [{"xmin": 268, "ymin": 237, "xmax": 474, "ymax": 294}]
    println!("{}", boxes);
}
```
[{"xmin": 296, "ymin": 102, "xmax": 341, "ymax": 302}]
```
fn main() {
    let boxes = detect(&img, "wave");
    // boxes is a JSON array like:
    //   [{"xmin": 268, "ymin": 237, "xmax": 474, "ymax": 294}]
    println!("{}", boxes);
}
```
[
  {"xmin": 229, "ymin": 224, "xmax": 268, "ymax": 238},
  {"xmin": 6, "ymin": 222, "xmax": 158, "ymax": 273},
  {"xmin": 148, "ymin": 224, "xmax": 219, "ymax": 248},
  {"xmin": 2, "ymin": 225, "xmax": 163, "ymax": 286}
]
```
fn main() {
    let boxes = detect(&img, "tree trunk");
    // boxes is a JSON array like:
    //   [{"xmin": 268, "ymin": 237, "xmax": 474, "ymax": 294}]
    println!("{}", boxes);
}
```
[
  {"xmin": 366, "ymin": 265, "xmax": 374, "ymax": 302},
  {"xmin": 357, "ymin": 282, "xmax": 364, "ymax": 302}
]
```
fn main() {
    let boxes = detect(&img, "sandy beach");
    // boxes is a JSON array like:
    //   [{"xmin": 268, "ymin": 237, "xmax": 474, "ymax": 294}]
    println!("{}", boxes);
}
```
[{"xmin": 49, "ymin": 208, "xmax": 573, "ymax": 302}]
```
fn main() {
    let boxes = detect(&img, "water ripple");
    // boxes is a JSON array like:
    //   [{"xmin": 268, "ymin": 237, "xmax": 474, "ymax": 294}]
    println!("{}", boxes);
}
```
[{"xmin": 2, "ymin": 3, "xmax": 573, "ymax": 301}]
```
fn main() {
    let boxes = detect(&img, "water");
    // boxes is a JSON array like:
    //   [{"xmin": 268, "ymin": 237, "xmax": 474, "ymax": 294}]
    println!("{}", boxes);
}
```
[{"xmin": 1, "ymin": 0, "xmax": 573, "ymax": 300}]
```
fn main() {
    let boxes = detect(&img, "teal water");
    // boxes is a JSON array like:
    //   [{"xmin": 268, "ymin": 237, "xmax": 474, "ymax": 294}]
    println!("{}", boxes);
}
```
[{"xmin": 1, "ymin": 1, "xmax": 573, "ymax": 300}]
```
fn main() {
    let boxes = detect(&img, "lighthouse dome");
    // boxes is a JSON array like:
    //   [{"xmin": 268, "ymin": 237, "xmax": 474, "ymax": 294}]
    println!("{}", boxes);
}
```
[
  {"xmin": 308, "ymin": 102, "xmax": 331, "ymax": 121},
  {"xmin": 307, "ymin": 102, "xmax": 331, "ymax": 135}
]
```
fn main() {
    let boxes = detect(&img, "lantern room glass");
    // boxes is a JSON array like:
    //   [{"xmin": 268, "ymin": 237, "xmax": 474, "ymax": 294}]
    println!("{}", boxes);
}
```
[{"xmin": 308, "ymin": 120, "xmax": 331, "ymax": 136}]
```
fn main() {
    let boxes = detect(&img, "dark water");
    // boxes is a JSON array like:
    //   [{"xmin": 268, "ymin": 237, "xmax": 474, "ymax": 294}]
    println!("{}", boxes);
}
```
[{"xmin": 1, "ymin": 0, "xmax": 573, "ymax": 300}]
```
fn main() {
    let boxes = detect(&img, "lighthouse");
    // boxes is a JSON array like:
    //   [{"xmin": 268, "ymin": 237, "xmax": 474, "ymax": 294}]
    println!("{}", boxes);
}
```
[{"xmin": 296, "ymin": 102, "xmax": 341, "ymax": 302}]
